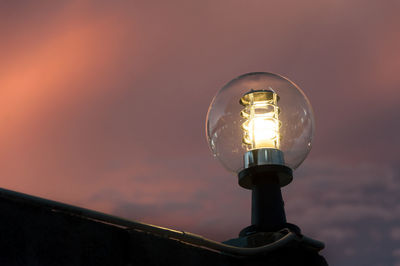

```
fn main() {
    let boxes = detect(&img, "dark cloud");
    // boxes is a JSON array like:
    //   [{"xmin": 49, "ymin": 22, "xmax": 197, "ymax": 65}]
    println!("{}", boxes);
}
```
[{"xmin": 286, "ymin": 161, "xmax": 400, "ymax": 265}]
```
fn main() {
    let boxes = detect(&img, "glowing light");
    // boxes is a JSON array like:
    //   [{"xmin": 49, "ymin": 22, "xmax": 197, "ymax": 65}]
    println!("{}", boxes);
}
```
[
  {"xmin": 206, "ymin": 72, "xmax": 314, "ymax": 172},
  {"xmin": 240, "ymin": 89, "xmax": 280, "ymax": 150}
]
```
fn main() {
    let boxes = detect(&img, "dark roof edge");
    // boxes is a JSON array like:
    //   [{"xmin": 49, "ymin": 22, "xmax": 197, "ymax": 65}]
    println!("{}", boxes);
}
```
[
  {"xmin": 0, "ymin": 187, "xmax": 324, "ymax": 257},
  {"xmin": 0, "ymin": 187, "xmax": 177, "ymax": 234}
]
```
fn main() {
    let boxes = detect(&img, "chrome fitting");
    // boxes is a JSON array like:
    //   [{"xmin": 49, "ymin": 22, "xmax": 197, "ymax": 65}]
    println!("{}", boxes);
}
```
[{"xmin": 244, "ymin": 148, "xmax": 285, "ymax": 169}]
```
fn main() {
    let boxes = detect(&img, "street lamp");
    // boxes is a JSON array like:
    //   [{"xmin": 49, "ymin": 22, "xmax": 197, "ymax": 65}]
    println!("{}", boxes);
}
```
[{"xmin": 206, "ymin": 72, "xmax": 315, "ymax": 236}]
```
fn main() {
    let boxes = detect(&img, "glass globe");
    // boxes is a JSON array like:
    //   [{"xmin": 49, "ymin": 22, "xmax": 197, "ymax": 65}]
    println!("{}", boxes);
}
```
[{"xmin": 206, "ymin": 72, "xmax": 315, "ymax": 174}]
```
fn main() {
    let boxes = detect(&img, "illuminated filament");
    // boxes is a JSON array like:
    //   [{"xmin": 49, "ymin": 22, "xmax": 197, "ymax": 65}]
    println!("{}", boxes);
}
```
[{"xmin": 240, "ymin": 90, "xmax": 281, "ymax": 150}]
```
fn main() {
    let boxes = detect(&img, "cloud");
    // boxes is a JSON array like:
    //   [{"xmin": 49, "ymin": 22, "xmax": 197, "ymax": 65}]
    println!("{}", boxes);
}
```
[
  {"xmin": 391, "ymin": 228, "xmax": 400, "ymax": 241},
  {"xmin": 285, "ymin": 161, "xmax": 400, "ymax": 265}
]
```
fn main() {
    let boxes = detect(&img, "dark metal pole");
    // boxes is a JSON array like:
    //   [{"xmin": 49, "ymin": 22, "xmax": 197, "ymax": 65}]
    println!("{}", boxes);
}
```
[
  {"xmin": 251, "ymin": 181, "xmax": 286, "ymax": 232},
  {"xmin": 238, "ymin": 164, "xmax": 292, "ymax": 234}
]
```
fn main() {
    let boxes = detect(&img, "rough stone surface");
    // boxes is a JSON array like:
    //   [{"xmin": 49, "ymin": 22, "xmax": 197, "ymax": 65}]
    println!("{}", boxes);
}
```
[{"xmin": 0, "ymin": 188, "xmax": 328, "ymax": 266}]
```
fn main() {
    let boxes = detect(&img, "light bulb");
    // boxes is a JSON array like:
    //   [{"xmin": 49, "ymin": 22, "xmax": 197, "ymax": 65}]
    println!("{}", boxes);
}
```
[
  {"xmin": 206, "ymin": 72, "xmax": 314, "ymax": 178},
  {"xmin": 240, "ymin": 90, "xmax": 281, "ymax": 150}
]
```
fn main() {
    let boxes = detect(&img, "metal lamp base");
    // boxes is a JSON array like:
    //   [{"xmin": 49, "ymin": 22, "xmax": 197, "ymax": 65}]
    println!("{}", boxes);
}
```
[
  {"xmin": 240, "ymin": 148, "xmax": 292, "ymax": 188},
  {"xmin": 238, "ymin": 164, "xmax": 293, "ymax": 189},
  {"xmin": 244, "ymin": 148, "xmax": 285, "ymax": 168}
]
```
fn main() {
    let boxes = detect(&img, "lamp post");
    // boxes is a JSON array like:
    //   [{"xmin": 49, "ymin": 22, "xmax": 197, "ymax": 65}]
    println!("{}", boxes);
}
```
[{"xmin": 206, "ymin": 72, "xmax": 315, "ymax": 243}]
